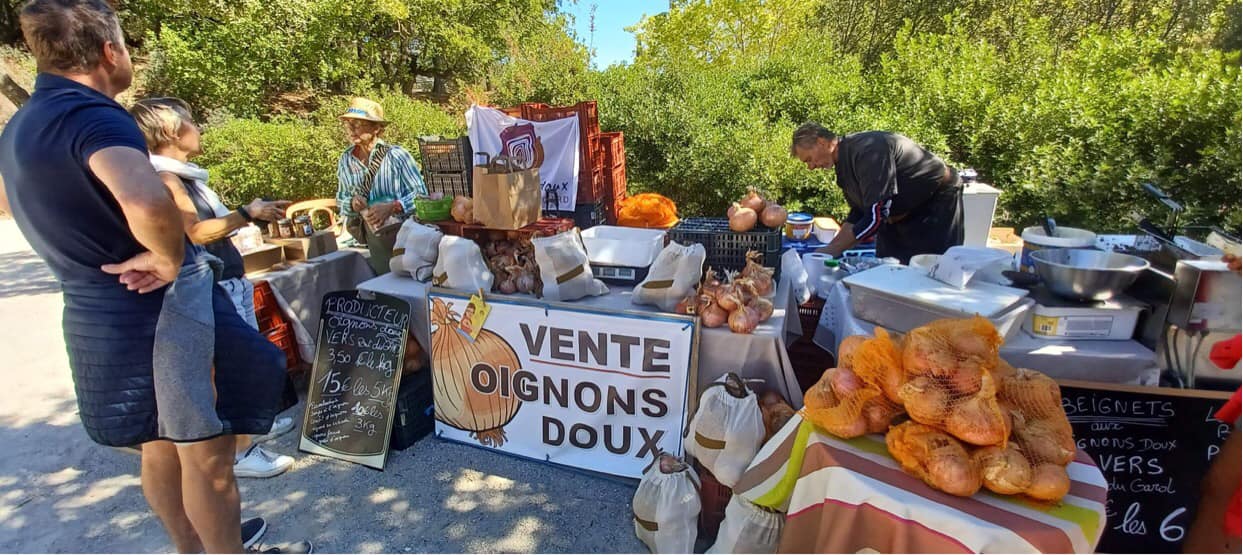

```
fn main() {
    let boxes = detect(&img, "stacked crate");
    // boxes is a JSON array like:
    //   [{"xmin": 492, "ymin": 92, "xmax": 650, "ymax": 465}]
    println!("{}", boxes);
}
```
[
  {"xmin": 498, "ymin": 102, "xmax": 628, "ymax": 227},
  {"xmin": 252, "ymin": 280, "xmax": 300, "ymax": 371},
  {"xmin": 595, "ymin": 131, "xmax": 627, "ymax": 224},
  {"xmin": 417, "ymin": 136, "xmax": 472, "ymax": 199}
]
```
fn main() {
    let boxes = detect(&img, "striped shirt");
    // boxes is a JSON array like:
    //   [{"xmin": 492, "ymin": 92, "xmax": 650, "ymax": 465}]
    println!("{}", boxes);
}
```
[{"xmin": 335, "ymin": 141, "xmax": 427, "ymax": 218}]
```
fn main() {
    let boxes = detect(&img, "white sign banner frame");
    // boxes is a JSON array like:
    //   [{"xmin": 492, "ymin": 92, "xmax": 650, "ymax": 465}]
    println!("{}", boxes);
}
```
[{"xmin": 427, "ymin": 289, "xmax": 698, "ymax": 479}]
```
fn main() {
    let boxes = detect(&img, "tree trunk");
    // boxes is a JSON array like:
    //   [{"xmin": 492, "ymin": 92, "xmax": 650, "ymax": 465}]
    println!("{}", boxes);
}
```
[{"xmin": 0, "ymin": 71, "xmax": 29, "ymax": 108}]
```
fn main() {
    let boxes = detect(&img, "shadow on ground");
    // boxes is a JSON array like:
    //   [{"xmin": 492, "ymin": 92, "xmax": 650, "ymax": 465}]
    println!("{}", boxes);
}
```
[
  {"xmin": 0, "ymin": 250, "xmax": 59, "ymax": 299},
  {"xmin": 0, "ymin": 397, "xmax": 646, "ymax": 554}
]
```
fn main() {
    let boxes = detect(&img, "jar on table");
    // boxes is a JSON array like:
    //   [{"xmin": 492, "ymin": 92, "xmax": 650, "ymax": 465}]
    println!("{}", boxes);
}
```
[
  {"xmin": 295, "ymin": 215, "xmax": 314, "ymax": 237},
  {"xmin": 785, "ymin": 212, "xmax": 814, "ymax": 240},
  {"xmin": 277, "ymin": 218, "xmax": 294, "ymax": 238}
]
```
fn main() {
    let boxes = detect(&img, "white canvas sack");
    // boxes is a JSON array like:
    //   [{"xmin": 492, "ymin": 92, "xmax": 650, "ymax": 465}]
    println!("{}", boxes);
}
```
[
  {"xmin": 432, "ymin": 235, "xmax": 494, "ymax": 292},
  {"xmin": 531, "ymin": 230, "xmax": 608, "ymax": 301},
  {"xmin": 631, "ymin": 242, "xmax": 706, "ymax": 312},
  {"xmin": 633, "ymin": 454, "xmax": 701, "ymax": 554},
  {"xmin": 684, "ymin": 373, "xmax": 766, "ymax": 488}
]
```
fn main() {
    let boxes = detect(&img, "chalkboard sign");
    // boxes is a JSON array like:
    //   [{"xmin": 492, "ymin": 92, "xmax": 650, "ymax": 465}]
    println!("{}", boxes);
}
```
[
  {"xmin": 1059, "ymin": 379, "xmax": 1232, "ymax": 554},
  {"xmin": 299, "ymin": 290, "xmax": 411, "ymax": 470}
]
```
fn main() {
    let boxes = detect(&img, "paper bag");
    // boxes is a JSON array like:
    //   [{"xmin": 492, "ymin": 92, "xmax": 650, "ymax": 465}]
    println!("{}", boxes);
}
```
[{"xmin": 472, "ymin": 160, "xmax": 542, "ymax": 230}]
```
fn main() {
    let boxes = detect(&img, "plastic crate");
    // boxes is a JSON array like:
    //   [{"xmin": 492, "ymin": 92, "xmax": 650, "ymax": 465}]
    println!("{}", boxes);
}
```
[
  {"xmin": 598, "ymin": 132, "xmax": 625, "ymax": 169},
  {"xmin": 426, "ymin": 171, "xmax": 471, "ymax": 199},
  {"xmin": 667, "ymin": 218, "xmax": 782, "ymax": 276},
  {"xmin": 252, "ymin": 280, "xmax": 278, "ymax": 316},
  {"xmin": 520, "ymin": 101, "xmax": 600, "ymax": 137},
  {"xmin": 264, "ymin": 322, "xmax": 300, "ymax": 370},
  {"xmin": 797, "ymin": 296, "xmax": 826, "ymax": 341},
  {"xmin": 391, "ymin": 369, "xmax": 434, "ymax": 451},
  {"xmin": 451, "ymin": 218, "xmax": 576, "ymax": 242},
  {"xmin": 695, "ymin": 461, "xmax": 732, "ymax": 544},
  {"xmin": 550, "ymin": 202, "xmax": 604, "ymax": 230},
  {"xmin": 417, "ymin": 136, "xmax": 472, "ymax": 173}
]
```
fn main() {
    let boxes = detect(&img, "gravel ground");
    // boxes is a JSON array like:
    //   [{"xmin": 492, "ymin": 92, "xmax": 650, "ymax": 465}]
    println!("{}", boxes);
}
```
[{"xmin": 0, "ymin": 218, "xmax": 646, "ymax": 553}]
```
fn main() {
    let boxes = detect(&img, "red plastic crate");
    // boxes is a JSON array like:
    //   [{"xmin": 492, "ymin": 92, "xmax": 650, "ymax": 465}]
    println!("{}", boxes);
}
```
[
  {"xmin": 252, "ymin": 280, "xmax": 278, "ymax": 316},
  {"xmin": 442, "ymin": 218, "xmax": 575, "ymax": 242},
  {"xmin": 695, "ymin": 461, "xmax": 732, "ymax": 544},
  {"xmin": 264, "ymin": 322, "xmax": 300, "ymax": 370},
  {"xmin": 514, "ymin": 101, "xmax": 604, "ymax": 203},
  {"xmin": 598, "ymin": 132, "xmax": 625, "ymax": 169}
]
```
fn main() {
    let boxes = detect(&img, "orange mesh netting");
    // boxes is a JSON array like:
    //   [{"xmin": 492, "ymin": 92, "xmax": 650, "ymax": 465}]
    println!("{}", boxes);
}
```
[
  {"xmin": 802, "ymin": 367, "xmax": 882, "ymax": 439},
  {"xmin": 886, "ymin": 421, "xmax": 982, "ymax": 497},
  {"xmin": 836, "ymin": 335, "xmax": 868, "ymax": 369},
  {"xmin": 851, "ymin": 328, "xmax": 906, "ymax": 404},
  {"xmin": 617, "ymin": 193, "xmax": 679, "ymax": 229},
  {"xmin": 996, "ymin": 367, "xmax": 1075, "ymax": 502}
]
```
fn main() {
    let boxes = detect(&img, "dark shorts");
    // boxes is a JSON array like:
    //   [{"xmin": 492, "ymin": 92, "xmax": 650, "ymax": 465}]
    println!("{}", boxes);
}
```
[{"xmin": 62, "ymin": 281, "xmax": 286, "ymax": 447}]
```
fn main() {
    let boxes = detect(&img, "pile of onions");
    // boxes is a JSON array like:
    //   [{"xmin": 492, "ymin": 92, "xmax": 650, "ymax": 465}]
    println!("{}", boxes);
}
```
[
  {"xmin": 726, "ymin": 188, "xmax": 787, "ymax": 232},
  {"xmin": 429, "ymin": 298, "xmax": 522, "ymax": 447},
  {"xmin": 480, "ymin": 235, "xmax": 541, "ymax": 296},
  {"xmin": 676, "ymin": 261, "xmax": 776, "ymax": 334},
  {"xmin": 451, "ymin": 196, "xmax": 476, "ymax": 224}
]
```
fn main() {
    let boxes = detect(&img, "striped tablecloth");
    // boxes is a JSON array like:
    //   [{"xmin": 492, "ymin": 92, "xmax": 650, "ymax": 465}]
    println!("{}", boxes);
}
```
[{"xmin": 734, "ymin": 414, "xmax": 1108, "ymax": 553}]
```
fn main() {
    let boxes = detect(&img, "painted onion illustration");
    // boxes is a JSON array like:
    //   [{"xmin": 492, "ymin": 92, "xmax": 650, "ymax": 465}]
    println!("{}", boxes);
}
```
[{"xmin": 430, "ymin": 298, "xmax": 522, "ymax": 447}]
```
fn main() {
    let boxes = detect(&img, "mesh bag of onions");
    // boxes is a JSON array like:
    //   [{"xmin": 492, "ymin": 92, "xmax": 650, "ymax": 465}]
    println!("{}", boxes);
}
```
[
  {"xmin": 531, "ymin": 230, "xmax": 609, "ymax": 302},
  {"xmin": 992, "ymin": 367, "xmax": 1077, "ymax": 502},
  {"xmin": 886, "ymin": 421, "xmax": 983, "ymax": 497},
  {"xmin": 706, "ymin": 496, "xmax": 783, "ymax": 554},
  {"xmin": 632, "ymin": 453, "xmax": 701, "ymax": 554},
  {"xmin": 685, "ymin": 373, "xmax": 766, "ymax": 488},
  {"xmin": 897, "ymin": 317, "xmax": 1011, "ymax": 448}
]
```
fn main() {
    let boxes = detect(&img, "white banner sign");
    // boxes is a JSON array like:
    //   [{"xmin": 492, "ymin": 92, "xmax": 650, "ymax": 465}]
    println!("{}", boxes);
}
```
[
  {"xmin": 466, "ymin": 104, "xmax": 581, "ymax": 211},
  {"xmin": 427, "ymin": 290, "xmax": 697, "ymax": 478}
]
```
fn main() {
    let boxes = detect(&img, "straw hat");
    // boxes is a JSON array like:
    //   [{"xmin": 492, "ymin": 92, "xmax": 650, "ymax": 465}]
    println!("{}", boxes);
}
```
[{"xmin": 339, "ymin": 97, "xmax": 387, "ymax": 123}]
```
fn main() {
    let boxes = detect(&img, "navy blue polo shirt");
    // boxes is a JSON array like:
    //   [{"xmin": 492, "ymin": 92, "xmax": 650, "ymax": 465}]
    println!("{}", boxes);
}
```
[{"xmin": 0, "ymin": 73, "xmax": 151, "ymax": 283}]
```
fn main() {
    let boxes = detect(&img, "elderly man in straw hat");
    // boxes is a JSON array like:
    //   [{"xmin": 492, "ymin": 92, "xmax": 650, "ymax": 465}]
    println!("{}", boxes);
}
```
[{"xmin": 335, "ymin": 97, "xmax": 427, "ymax": 274}]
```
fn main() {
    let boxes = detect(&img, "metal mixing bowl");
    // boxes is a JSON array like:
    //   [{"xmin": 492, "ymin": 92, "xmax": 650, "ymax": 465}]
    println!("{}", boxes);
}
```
[{"xmin": 1030, "ymin": 248, "xmax": 1150, "ymax": 301}]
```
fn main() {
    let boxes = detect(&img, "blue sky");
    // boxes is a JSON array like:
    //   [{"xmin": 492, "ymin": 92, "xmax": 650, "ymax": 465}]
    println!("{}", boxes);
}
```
[{"xmin": 563, "ymin": 1, "xmax": 670, "ymax": 68}]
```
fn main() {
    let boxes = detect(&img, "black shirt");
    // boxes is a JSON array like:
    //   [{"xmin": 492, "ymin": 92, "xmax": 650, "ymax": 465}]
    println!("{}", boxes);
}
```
[
  {"xmin": 0, "ymin": 73, "xmax": 153, "ymax": 284},
  {"xmin": 835, "ymin": 131, "xmax": 950, "ymax": 242}
]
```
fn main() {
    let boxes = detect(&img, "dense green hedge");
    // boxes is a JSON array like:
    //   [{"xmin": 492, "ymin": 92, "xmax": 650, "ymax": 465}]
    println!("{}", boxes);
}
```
[
  {"xmin": 197, "ymin": 93, "xmax": 464, "ymax": 205},
  {"xmin": 589, "ymin": 20, "xmax": 1241, "ymax": 232}
]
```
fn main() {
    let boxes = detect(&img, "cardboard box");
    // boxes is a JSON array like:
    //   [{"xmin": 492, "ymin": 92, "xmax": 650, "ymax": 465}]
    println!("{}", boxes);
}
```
[
  {"xmin": 242, "ymin": 244, "xmax": 285, "ymax": 274},
  {"xmin": 267, "ymin": 230, "xmax": 337, "ymax": 261}
]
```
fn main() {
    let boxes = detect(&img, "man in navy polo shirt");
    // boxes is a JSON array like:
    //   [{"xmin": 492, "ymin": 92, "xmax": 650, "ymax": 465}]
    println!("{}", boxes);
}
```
[{"xmin": 0, "ymin": 1, "xmax": 308, "ymax": 552}]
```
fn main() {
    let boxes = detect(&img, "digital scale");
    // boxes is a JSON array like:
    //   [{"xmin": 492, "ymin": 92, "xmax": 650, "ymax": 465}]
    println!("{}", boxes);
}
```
[{"xmin": 1022, "ymin": 286, "xmax": 1148, "ymax": 341}]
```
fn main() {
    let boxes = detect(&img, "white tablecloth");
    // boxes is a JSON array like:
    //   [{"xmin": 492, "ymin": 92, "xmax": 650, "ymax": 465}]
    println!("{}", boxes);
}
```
[
  {"xmin": 357, "ymin": 275, "xmax": 807, "ymax": 406},
  {"xmin": 813, "ymin": 281, "xmax": 1161, "ymax": 384}
]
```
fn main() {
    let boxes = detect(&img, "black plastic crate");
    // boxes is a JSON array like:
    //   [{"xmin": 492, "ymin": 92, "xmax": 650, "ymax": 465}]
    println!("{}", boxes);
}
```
[
  {"xmin": 391, "ymin": 369, "xmax": 434, "ymax": 451},
  {"xmin": 418, "ymin": 136, "xmax": 472, "ymax": 173},
  {"xmin": 548, "ymin": 201, "xmax": 604, "ymax": 230},
  {"xmin": 667, "ymin": 217, "xmax": 782, "ymax": 276},
  {"xmin": 426, "ymin": 170, "xmax": 471, "ymax": 199}
]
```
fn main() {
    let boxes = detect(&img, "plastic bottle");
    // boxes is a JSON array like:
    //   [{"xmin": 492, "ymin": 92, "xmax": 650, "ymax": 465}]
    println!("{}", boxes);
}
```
[{"xmin": 817, "ymin": 259, "xmax": 843, "ymax": 298}]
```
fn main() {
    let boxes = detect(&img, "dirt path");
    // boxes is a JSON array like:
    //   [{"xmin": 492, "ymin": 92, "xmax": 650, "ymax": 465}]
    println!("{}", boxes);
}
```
[{"xmin": 0, "ymin": 219, "xmax": 644, "ymax": 553}]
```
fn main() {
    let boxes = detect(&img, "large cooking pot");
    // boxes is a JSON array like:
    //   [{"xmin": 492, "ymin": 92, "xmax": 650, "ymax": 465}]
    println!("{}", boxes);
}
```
[{"xmin": 1030, "ymin": 248, "xmax": 1149, "ymax": 301}]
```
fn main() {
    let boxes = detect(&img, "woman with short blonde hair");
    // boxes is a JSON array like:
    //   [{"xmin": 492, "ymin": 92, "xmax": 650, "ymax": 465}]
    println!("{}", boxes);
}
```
[{"xmin": 131, "ymin": 97, "xmax": 298, "ymax": 480}]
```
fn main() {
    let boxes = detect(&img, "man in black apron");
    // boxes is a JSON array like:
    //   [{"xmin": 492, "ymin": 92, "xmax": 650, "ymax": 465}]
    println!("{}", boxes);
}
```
[{"xmin": 791, "ymin": 123, "xmax": 963, "ymax": 264}]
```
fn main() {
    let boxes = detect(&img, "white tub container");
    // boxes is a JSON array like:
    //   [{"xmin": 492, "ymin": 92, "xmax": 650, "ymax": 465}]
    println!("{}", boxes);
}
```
[
  {"xmin": 580, "ymin": 226, "xmax": 666, "ymax": 268},
  {"xmin": 1019, "ymin": 226, "xmax": 1097, "ymax": 273},
  {"xmin": 962, "ymin": 182, "xmax": 1001, "ymax": 247}
]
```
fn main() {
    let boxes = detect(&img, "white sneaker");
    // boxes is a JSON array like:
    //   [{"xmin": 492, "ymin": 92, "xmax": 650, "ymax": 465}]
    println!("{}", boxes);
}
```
[
  {"xmin": 234, "ymin": 445, "xmax": 294, "ymax": 479},
  {"xmin": 253, "ymin": 416, "xmax": 296, "ymax": 444}
]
